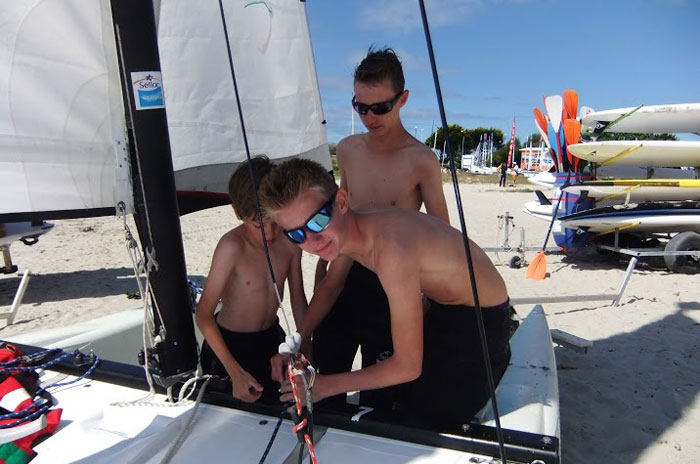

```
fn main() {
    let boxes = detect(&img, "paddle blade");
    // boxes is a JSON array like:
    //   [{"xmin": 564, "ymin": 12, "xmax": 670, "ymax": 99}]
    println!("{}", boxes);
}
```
[
  {"xmin": 563, "ymin": 119, "xmax": 582, "ymax": 170},
  {"xmin": 563, "ymin": 89, "xmax": 578, "ymax": 120},
  {"xmin": 544, "ymin": 95, "xmax": 564, "ymax": 132},
  {"xmin": 525, "ymin": 251, "xmax": 547, "ymax": 280},
  {"xmin": 579, "ymin": 105, "xmax": 594, "ymax": 121},
  {"xmin": 563, "ymin": 118, "xmax": 582, "ymax": 145},
  {"xmin": 533, "ymin": 108, "xmax": 548, "ymax": 135}
]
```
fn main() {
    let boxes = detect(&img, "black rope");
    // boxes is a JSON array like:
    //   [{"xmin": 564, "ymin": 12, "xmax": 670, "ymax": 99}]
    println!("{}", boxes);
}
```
[
  {"xmin": 217, "ymin": 4, "xmax": 316, "ymax": 462},
  {"xmin": 258, "ymin": 403, "xmax": 292, "ymax": 464},
  {"xmin": 217, "ymin": 0, "xmax": 279, "ymax": 290},
  {"xmin": 417, "ymin": 1, "xmax": 507, "ymax": 462}
]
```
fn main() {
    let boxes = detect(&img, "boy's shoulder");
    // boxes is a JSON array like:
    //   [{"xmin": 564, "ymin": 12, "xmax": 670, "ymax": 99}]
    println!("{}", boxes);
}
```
[
  {"xmin": 215, "ymin": 225, "xmax": 246, "ymax": 254},
  {"xmin": 337, "ymin": 134, "xmax": 365, "ymax": 153}
]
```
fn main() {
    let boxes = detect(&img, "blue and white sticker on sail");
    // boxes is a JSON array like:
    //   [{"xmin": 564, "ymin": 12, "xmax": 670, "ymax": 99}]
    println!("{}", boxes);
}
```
[{"xmin": 130, "ymin": 72, "xmax": 165, "ymax": 110}]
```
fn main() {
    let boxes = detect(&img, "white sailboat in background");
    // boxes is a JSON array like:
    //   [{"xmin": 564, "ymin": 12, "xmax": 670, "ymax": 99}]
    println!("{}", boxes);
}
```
[{"xmin": 0, "ymin": 1, "xmax": 559, "ymax": 462}]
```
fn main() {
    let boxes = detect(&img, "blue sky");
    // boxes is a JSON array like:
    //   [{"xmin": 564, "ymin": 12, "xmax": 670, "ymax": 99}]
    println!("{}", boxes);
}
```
[{"xmin": 305, "ymin": 0, "xmax": 700, "ymax": 145}]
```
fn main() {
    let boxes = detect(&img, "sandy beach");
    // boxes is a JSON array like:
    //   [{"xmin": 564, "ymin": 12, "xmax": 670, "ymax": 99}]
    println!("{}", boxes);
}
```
[{"xmin": 0, "ymin": 181, "xmax": 698, "ymax": 463}]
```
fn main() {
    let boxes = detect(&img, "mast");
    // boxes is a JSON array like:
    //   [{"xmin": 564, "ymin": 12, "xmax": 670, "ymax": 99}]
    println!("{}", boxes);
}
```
[{"xmin": 110, "ymin": 0, "xmax": 198, "ymax": 385}]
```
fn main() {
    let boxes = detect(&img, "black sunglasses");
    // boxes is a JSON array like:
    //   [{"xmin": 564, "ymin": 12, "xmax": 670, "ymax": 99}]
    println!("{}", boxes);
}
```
[
  {"xmin": 284, "ymin": 192, "xmax": 337, "ymax": 244},
  {"xmin": 351, "ymin": 91, "xmax": 404, "ymax": 115}
]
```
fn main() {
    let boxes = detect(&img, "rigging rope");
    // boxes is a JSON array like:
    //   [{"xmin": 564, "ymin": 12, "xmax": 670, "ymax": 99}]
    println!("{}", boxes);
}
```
[
  {"xmin": 0, "ymin": 347, "xmax": 100, "ymax": 428},
  {"xmin": 417, "ymin": 1, "xmax": 507, "ymax": 462},
  {"xmin": 216, "ymin": 0, "xmax": 293, "ymax": 337},
  {"xmin": 216, "ymin": 1, "xmax": 315, "ymax": 461}
]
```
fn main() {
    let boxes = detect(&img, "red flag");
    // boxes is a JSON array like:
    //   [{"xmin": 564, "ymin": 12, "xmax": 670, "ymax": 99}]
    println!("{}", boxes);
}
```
[{"xmin": 507, "ymin": 117, "xmax": 516, "ymax": 168}]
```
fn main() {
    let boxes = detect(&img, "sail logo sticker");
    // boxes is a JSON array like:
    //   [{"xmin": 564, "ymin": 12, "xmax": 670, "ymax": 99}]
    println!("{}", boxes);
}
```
[{"xmin": 131, "ymin": 72, "xmax": 165, "ymax": 110}]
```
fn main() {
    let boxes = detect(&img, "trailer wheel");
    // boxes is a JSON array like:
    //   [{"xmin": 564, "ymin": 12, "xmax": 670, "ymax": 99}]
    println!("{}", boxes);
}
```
[
  {"xmin": 664, "ymin": 232, "xmax": 700, "ymax": 274},
  {"xmin": 509, "ymin": 255, "xmax": 523, "ymax": 269}
]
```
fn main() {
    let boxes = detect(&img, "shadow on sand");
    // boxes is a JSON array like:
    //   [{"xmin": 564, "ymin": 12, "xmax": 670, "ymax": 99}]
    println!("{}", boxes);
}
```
[
  {"xmin": 557, "ymin": 301, "xmax": 699, "ymax": 463},
  {"xmin": 0, "ymin": 268, "xmax": 206, "ymax": 306}
]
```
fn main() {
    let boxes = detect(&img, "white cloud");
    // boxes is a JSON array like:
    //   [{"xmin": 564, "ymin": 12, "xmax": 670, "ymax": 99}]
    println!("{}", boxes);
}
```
[{"xmin": 359, "ymin": 0, "xmax": 484, "ymax": 33}]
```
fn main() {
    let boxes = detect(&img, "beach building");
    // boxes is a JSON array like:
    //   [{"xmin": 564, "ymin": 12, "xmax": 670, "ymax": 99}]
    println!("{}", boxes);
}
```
[{"xmin": 520, "ymin": 146, "xmax": 553, "ymax": 172}]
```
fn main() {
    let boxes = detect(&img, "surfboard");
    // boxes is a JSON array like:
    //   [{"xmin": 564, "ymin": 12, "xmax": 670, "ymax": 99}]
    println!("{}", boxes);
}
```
[
  {"xmin": 562, "ymin": 179, "xmax": 700, "ymax": 203},
  {"xmin": 559, "ymin": 201, "xmax": 700, "ymax": 233},
  {"xmin": 523, "ymin": 200, "xmax": 557, "ymax": 219},
  {"xmin": 581, "ymin": 103, "xmax": 700, "ymax": 135},
  {"xmin": 568, "ymin": 141, "xmax": 700, "ymax": 167}
]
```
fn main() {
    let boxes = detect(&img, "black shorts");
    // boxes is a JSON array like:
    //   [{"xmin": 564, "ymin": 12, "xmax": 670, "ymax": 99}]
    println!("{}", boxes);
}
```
[
  {"xmin": 401, "ymin": 299, "xmax": 515, "ymax": 428},
  {"xmin": 312, "ymin": 262, "xmax": 398, "ymax": 411},
  {"xmin": 200, "ymin": 319, "xmax": 285, "ymax": 404}
]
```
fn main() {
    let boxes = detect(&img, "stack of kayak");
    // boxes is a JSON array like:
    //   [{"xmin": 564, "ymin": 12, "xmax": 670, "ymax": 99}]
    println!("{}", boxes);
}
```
[{"xmin": 523, "ymin": 98, "xmax": 700, "ymax": 271}]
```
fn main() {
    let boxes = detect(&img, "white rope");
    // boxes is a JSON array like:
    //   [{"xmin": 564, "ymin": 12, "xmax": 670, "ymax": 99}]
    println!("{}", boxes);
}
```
[{"xmin": 117, "ymin": 203, "xmax": 160, "ymax": 404}]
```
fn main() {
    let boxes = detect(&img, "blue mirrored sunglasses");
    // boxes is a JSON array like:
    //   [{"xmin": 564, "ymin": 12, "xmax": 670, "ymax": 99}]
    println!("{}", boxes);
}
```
[{"xmin": 284, "ymin": 192, "xmax": 337, "ymax": 244}]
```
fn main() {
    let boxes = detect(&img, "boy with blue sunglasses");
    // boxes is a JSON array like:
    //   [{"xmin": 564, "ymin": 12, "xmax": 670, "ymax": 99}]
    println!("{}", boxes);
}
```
[
  {"xmin": 195, "ymin": 156, "xmax": 307, "ymax": 404},
  {"xmin": 312, "ymin": 47, "xmax": 450, "ymax": 412},
  {"xmin": 261, "ymin": 158, "xmax": 514, "ymax": 427}
]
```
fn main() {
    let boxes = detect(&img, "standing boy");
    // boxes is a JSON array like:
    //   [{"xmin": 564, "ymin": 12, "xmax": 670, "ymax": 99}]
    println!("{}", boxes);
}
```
[
  {"xmin": 261, "ymin": 159, "xmax": 513, "ymax": 427},
  {"xmin": 498, "ymin": 162, "xmax": 507, "ymax": 187},
  {"xmin": 196, "ymin": 156, "xmax": 307, "ymax": 404},
  {"xmin": 312, "ymin": 47, "xmax": 449, "ymax": 410}
]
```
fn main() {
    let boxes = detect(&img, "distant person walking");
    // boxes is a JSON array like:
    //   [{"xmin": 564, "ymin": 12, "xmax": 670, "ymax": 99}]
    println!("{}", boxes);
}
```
[
  {"xmin": 498, "ymin": 162, "xmax": 507, "ymax": 187},
  {"xmin": 511, "ymin": 163, "xmax": 520, "ymax": 185}
]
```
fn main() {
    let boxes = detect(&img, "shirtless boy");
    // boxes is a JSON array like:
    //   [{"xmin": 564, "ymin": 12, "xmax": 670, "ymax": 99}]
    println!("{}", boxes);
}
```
[
  {"xmin": 196, "ymin": 156, "xmax": 307, "ymax": 404},
  {"xmin": 261, "ymin": 158, "xmax": 514, "ymax": 427},
  {"xmin": 311, "ymin": 47, "xmax": 449, "ymax": 410}
]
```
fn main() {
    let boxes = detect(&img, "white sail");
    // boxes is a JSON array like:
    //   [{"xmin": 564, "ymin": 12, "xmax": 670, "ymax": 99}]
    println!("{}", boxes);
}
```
[
  {"xmin": 156, "ymin": 0, "xmax": 331, "ymax": 194},
  {"xmin": 0, "ymin": 1, "xmax": 131, "ymax": 217},
  {"xmin": 0, "ymin": 0, "xmax": 331, "ymax": 217}
]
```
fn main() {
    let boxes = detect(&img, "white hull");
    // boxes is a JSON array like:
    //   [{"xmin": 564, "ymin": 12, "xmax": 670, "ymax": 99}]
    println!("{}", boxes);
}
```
[
  {"xmin": 10, "ymin": 306, "xmax": 559, "ymax": 463},
  {"xmin": 581, "ymin": 103, "xmax": 700, "ymax": 134},
  {"xmin": 562, "ymin": 180, "xmax": 700, "ymax": 203},
  {"xmin": 0, "ymin": 222, "xmax": 53, "ymax": 247},
  {"xmin": 523, "ymin": 200, "xmax": 558, "ymax": 218},
  {"xmin": 568, "ymin": 141, "xmax": 700, "ymax": 167},
  {"xmin": 562, "ymin": 214, "xmax": 700, "ymax": 233}
]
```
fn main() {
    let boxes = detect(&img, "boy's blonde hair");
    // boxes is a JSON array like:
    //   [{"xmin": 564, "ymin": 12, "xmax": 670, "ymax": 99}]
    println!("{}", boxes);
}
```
[
  {"xmin": 228, "ymin": 155, "xmax": 274, "ymax": 219},
  {"xmin": 260, "ymin": 158, "xmax": 337, "ymax": 215}
]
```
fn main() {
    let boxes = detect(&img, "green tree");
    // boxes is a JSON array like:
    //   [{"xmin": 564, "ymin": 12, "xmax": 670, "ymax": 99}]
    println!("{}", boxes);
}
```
[
  {"xmin": 424, "ymin": 124, "xmax": 467, "ymax": 156},
  {"xmin": 525, "ymin": 132, "xmax": 542, "ymax": 145},
  {"xmin": 493, "ymin": 137, "xmax": 522, "ymax": 166},
  {"xmin": 594, "ymin": 132, "xmax": 678, "ymax": 141},
  {"xmin": 424, "ymin": 126, "xmax": 505, "ymax": 156},
  {"xmin": 464, "ymin": 127, "xmax": 505, "ymax": 151}
]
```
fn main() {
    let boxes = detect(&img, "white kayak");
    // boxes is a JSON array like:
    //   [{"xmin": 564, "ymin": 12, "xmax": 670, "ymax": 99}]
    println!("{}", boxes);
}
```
[
  {"xmin": 568, "ymin": 141, "xmax": 700, "ymax": 167},
  {"xmin": 562, "ymin": 179, "xmax": 700, "ymax": 203},
  {"xmin": 581, "ymin": 103, "xmax": 700, "ymax": 135},
  {"xmin": 559, "ymin": 201, "xmax": 700, "ymax": 234}
]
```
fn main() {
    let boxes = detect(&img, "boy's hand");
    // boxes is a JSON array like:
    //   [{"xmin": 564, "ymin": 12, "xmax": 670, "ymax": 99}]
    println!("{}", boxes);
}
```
[
  {"xmin": 279, "ymin": 373, "xmax": 326, "ymax": 404},
  {"xmin": 270, "ymin": 353, "xmax": 287, "ymax": 383},
  {"xmin": 231, "ymin": 370, "xmax": 264, "ymax": 403}
]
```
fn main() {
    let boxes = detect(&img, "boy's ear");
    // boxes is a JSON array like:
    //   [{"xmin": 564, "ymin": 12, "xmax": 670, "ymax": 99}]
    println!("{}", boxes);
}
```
[
  {"xmin": 398, "ymin": 89, "xmax": 409, "ymax": 108},
  {"xmin": 336, "ymin": 188, "xmax": 350, "ymax": 213}
]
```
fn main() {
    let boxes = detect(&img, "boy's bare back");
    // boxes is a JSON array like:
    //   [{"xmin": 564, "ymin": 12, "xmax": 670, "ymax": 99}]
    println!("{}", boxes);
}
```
[
  {"xmin": 207, "ymin": 224, "xmax": 302, "ymax": 333},
  {"xmin": 352, "ymin": 207, "xmax": 508, "ymax": 309}
]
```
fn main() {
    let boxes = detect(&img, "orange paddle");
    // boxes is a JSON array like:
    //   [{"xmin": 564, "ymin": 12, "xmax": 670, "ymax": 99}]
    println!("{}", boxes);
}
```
[
  {"xmin": 534, "ymin": 108, "xmax": 548, "ymax": 136},
  {"xmin": 563, "ymin": 89, "xmax": 578, "ymax": 121},
  {"xmin": 526, "ymin": 167, "xmax": 573, "ymax": 280},
  {"xmin": 563, "ymin": 119, "xmax": 582, "ymax": 171}
]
